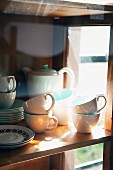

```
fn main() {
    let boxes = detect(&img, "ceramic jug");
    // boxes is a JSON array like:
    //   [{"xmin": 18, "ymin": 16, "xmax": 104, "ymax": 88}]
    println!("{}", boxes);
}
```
[{"xmin": 21, "ymin": 64, "xmax": 75, "ymax": 98}]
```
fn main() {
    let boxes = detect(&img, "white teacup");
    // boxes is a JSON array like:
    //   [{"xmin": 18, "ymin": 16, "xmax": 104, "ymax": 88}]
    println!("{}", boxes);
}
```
[
  {"xmin": 52, "ymin": 88, "xmax": 75, "ymax": 125},
  {"xmin": 0, "ymin": 91, "xmax": 16, "ymax": 109},
  {"xmin": 53, "ymin": 106, "xmax": 73, "ymax": 126},
  {"xmin": 0, "ymin": 76, "xmax": 16, "ymax": 93},
  {"xmin": 24, "ymin": 112, "xmax": 58, "ymax": 133},
  {"xmin": 23, "ymin": 93, "xmax": 55, "ymax": 114},
  {"xmin": 72, "ymin": 95, "xmax": 107, "ymax": 114},
  {"xmin": 52, "ymin": 88, "xmax": 75, "ymax": 107},
  {"xmin": 71, "ymin": 111, "xmax": 100, "ymax": 133}
]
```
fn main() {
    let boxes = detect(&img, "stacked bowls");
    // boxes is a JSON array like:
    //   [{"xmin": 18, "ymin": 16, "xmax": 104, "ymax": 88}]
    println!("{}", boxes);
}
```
[
  {"xmin": 0, "ymin": 75, "xmax": 24, "ymax": 124},
  {"xmin": 0, "ymin": 76, "xmax": 16, "ymax": 109}
]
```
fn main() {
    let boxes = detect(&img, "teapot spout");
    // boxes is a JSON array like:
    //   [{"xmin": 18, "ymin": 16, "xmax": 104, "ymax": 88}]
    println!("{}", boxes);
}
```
[{"xmin": 16, "ymin": 67, "xmax": 32, "ymax": 99}]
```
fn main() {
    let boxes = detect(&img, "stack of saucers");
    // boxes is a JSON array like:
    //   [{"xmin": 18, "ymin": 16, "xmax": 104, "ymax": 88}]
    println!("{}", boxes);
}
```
[{"xmin": 0, "ymin": 99, "xmax": 24, "ymax": 124}]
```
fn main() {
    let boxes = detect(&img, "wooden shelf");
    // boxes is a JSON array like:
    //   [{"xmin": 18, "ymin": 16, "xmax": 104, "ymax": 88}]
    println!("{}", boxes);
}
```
[
  {"xmin": 0, "ymin": 1, "xmax": 113, "ymax": 27},
  {"xmin": 0, "ymin": 0, "xmax": 113, "ymax": 17},
  {"xmin": 0, "ymin": 122, "xmax": 111, "ymax": 168}
]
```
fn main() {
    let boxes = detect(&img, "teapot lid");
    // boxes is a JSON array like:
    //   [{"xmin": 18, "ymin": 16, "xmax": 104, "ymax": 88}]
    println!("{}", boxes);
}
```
[{"xmin": 36, "ymin": 64, "xmax": 57, "ymax": 75}]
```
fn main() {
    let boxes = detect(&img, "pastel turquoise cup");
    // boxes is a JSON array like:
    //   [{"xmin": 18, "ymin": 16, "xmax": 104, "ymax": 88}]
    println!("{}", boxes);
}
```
[
  {"xmin": 52, "ymin": 88, "xmax": 75, "ymax": 125},
  {"xmin": 0, "ymin": 76, "xmax": 16, "ymax": 93},
  {"xmin": 52, "ymin": 88, "xmax": 75, "ymax": 107},
  {"xmin": 71, "ymin": 95, "xmax": 107, "ymax": 115},
  {"xmin": 0, "ymin": 90, "xmax": 16, "ymax": 109}
]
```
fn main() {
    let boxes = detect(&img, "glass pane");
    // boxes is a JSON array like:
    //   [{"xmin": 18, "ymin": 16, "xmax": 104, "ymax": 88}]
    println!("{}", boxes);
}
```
[
  {"xmin": 67, "ymin": 26, "xmax": 110, "ymax": 169},
  {"xmin": 68, "ymin": 26, "xmax": 110, "ymax": 126},
  {"xmin": 75, "ymin": 144, "xmax": 103, "ymax": 169}
]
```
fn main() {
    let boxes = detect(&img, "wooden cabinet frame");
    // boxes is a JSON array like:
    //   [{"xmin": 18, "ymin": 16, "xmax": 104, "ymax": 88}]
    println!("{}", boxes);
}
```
[{"xmin": 0, "ymin": 1, "xmax": 113, "ymax": 170}]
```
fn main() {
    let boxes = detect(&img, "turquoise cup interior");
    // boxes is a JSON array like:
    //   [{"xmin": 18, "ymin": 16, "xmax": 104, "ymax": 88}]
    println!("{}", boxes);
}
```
[
  {"xmin": 52, "ymin": 88, "xmax": 74, "ymax": 101},
  {"xmin": 72, "ymin": 96, "xmax": 95, "ymax": 106}
]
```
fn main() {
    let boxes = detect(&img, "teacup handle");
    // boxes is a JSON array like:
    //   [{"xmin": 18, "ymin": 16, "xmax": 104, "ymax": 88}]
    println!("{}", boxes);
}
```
[
  {"xmin": 77, "ymin": 95, "xmax": 107, "ymax": 116},
  {"xmin": 97, "ymin": 95, "xmax": 107, "ymax": 113},
  {"xmin": 7, "ymin": 77, "xmax": 16, "ymax": 92},
  {"xmin": 46, "ymin": 116, "xmax": 58, "ymax": 130},
  {"xmin": 45, "ymin": 94, "xmax": 55, "ymax": 113}
]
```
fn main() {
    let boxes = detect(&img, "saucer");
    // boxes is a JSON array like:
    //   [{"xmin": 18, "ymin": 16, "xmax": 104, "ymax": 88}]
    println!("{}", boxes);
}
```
[
  {"xmin": 0, "ymin": 125, "xmax": 35, "ymax": 148},
  {"xmin": 0, "ymin": 100, "xmax": 24, "ymax": 124},
  {"xmin": 0, "ymin": 99, "xmax": 24, "ymax": 114}
]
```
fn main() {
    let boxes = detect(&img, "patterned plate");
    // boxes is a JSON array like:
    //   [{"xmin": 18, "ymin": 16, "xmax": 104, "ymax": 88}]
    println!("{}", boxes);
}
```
[{"xmin": 0, "ymin": 125, "xmax": 35, "ymax": 147}]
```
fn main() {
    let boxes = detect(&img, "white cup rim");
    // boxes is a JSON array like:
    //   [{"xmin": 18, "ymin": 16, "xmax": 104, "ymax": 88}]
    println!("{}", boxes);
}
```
[
  {"xmin": 24, "ymin": 112, "xmax": 48, "ymax": 116},
  {"xmin": 72, "ymin": 95, "xmax": 96, "ymax": 106}
]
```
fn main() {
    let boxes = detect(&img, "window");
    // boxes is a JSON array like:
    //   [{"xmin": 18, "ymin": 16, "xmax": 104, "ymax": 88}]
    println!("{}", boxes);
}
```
[{"xmin": 67, "ymin": 26, "xmax": 110, "ymax": 169}]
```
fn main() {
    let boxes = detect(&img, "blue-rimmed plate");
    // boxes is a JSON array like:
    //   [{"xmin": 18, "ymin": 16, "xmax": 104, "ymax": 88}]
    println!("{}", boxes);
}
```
[{"xmin": 0, "ymin": 125, "xmax": 35, "ymax": 148}]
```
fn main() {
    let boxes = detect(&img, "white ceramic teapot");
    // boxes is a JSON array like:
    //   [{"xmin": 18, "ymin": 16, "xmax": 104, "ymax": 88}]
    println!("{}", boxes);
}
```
[{"xmin": 22, "ymin": 64, "xmax": 75, "ymax": 98}]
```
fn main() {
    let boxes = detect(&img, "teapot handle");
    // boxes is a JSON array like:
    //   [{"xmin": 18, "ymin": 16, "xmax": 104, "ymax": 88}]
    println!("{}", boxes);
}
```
[
  {"xmin": 58, "ymin": 67, "xmax": 75, "ymax": 88},
  {"xmin": 45, "ymin": 94, "xmax": 55, "ymax": 113}
]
